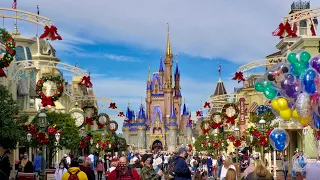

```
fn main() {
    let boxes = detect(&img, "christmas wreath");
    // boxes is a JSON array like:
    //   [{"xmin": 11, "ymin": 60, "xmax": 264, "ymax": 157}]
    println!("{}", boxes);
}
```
[
  {"xmin": 210, "ymin": 112, "xmax": 222, "ymax": 129},
  {"xmin": 107, "ymin": 121, "xmax": 119, "ymax": 132},
  {"xmin": 200, "ymin": 120, "xmax": 212, "ymax": 134},
  {"xmin": 82, "ymin": 105, "xmax": 98, "ymax": 125},
  {"xmin": 96, "ymin": 113, "xmax": 110, "ymax": 129},
  {"xmin": 36, "ymin": 76, "xmax": 64, "ymax": 107},
  {"xmin": 0, "ymin": 28, "xmax": 16, "ymax": 77},
  {"xmin": 221, "ymin": 103, "xmax": 239, "ymax": 124}
]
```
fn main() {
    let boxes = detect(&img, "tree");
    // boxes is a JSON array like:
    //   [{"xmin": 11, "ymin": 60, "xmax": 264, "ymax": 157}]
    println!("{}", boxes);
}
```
[
  {"xmin": 28, "ymin": 112, "xmax": 80, "ymax": 166},
  {"xmin": 194, "ymin": 134, "xmax": 229, "ymax": 156},
  {"xmin": 0, "ymin": 85, "xmax": 25, "ymax": 149}
]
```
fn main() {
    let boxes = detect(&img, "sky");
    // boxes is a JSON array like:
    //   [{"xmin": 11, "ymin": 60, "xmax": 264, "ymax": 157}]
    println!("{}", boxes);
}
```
[{"xmin": 1, "ymin": 0, "xmax": 320, "ymax": 131}]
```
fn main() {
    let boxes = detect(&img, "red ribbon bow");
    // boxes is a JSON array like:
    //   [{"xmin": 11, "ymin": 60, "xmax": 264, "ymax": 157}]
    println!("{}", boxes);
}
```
[
  {"xmin": 228, "ymin": 135, "xmax": 236, "ymax": 142},
  {"xmin": 214, "ymin": 143, "xmax": 219, "ymax": 149},
  {"xmin": 79, "ymin": 76, "xmax": 93, "ymax": 87},
  {"xmin": 86, "ymin": 117, "xmax": 94, "ymax": 125},
  {"xmin": 108, "ymin": 103, "xmax": 117, "ymax": 109},
  {"xmin": 39, "ymin": 92, "xmax": 55, "ymax": 107},
  {"xmin": 188, "ymin": 120, "xmax": 193, "ymax": 125},
  {"xmin": 0, "ymin": 69, "xmax": 6, "ymax": 77},
  {"xmin": 196, "ymin": 111, "xmax": 201, "ymax": 116},
  {"xmin": 232, "ymin": 72, "xmax": 245, "ymax": 83},
  {"xmin": 97, "ymin": 123, "xmax": 105, "ymax": 129},
  {"xmin": 118, "ymin": 112, "xmax": 125, "ymax": 117},
  {"xmin": 203, "ymin": 129, "xmax": 209, "ymax": 134},
  {"xmin": 258, "ymin": 136, "xmax": 268, "ymax": 146},
  {"xmin": 204, "ymin": 102, "xmax": 211, "ymax": 108},
  {"xmin": 252, "ymin": 130, "xmax": 261, "ymax": 138},
  {"xmin": 80, "ymin": 140, "xmax": 87, "ymax": 149},
  {"xmin": 124, "ymin": 120, "xmax": 130, "ymax": 124},
  {"xmin": 234, "ymin": 139, "xmax": 241, "ymax": 147},
  {"xmin": 226, "ymin": 117, "xmax": 235, "ymax": 124},
  {"xmin": 40, "ymin": 25, "xmax": 62, "ymax": 40},
  {"xmin": 273, "ymin": 22, "xmax": 297, "ymax": 38},
  {"xmin": 212, "ymin": 122, "xmax": 221, "ymax": 129}
]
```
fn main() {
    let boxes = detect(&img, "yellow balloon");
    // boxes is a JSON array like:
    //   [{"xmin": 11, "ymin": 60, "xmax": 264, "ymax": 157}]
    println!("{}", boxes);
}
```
[
  {"xmin": 277, "ymin": 98, "xmax": 288, "ymax": 110},
  {"xmin": 292, "ymin": 109, "xmax": 299, "ymax": 118},
  {"xmin": 298, "ymin": 116, "xmax": 311, "ymax": 126},
  {"xmin": 280, "ymin": 109, "xmax": 292, "ymax": 120},
  {"xmin": 271, "ymin": 99, "xmax": 280, "ymax": 111}
]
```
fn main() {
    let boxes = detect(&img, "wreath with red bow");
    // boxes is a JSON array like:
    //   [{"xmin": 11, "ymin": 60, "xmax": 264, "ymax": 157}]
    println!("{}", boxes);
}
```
[
  {"xmin": 82, "ymin": 106, "xmax": 98, "ymax": 125},
  {"xmin": 107, "ymin": 121, "xmax": 119, "ymax": 132},
  {"xmin": 96, "ymin": 113, "xmax": 110, "ymax": 129},
  {"xmin": 210, "ymin": 112, "xmax": 223, "ymax": 129},
  {"xmin": 221, "ymin": 103, "xmax": 239, "ymax": 124},
  {"xmin": 200, "ymin": 120, "xmax": 212, "ymax": 134},
  {"xmin": 0, "ymin": 28, "xmax": 16, "ymax": 77},
  {"xmin": 36, "ymin": 76, "xmax": 64, "ymax": 107}
]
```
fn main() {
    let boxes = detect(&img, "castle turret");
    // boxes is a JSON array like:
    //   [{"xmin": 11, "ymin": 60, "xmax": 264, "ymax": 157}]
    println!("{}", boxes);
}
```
[
  {"xmin": 159, "ymin": 57, "xmax": 164, "ymax": 85},
  {"xmin": 167, "ymin": 104, "xmax": 178, "ymax": 151},
  {"xmin": 146, "ymin": 66, "xmax": 152, "ymax": 120},
  {"xmin": 185, "ymin": 112, "xmax": 193, "ymax": 146},
  {"xmin": 164, "ymin": 24, "xmax": 173, "ymax": 119},
  {"xmin": 181, "ymin": 99, "xmax": 189, "ymax": 129},
  {"xmin": 136, "ymin": 103, "xmax": 147, "ymax": 149}
]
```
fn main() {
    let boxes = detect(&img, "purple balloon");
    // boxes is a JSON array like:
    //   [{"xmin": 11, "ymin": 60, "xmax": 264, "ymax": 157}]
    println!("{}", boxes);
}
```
[
  {"xmin": 281, "ymin": 74, "xmax": 300, "ymax": 98},
  {"xmin": 310, "ymin": 56, "xmax": 320, "ymax": 73}
]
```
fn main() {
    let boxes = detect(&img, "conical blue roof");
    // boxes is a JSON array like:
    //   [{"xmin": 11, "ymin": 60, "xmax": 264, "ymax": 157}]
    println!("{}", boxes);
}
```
[
  {"xmin": 138, "ymin": 104, "xmax": 146, "ymax": 119},
  {"xmin": 175, "ymin": 62, "xmax": 179, "ymax": 75},
  {"xmin": 169, "ymin": 104, "xmax": 176, "ymax": 118},
  {"xmin": 159, "ymin": 58, "xmax": 164, "ymax": 72},
  {"xmin": 182, "ymin": 103, "xmax": 188, "ymax": 116}
]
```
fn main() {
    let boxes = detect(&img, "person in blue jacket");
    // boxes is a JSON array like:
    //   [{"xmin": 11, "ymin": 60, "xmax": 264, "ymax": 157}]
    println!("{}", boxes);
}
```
[
  {"xmin": 34, "ymin": 151, "xmax": 46, "ymax": 174},
  {"xmin": 174, "ymin": 147, "xmax": 191, "ymax": 180}
]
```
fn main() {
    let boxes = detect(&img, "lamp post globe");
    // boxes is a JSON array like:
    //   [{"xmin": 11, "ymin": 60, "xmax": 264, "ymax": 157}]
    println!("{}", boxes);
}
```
[
  {"xmin": 55, "ymin": 133, "xmax": 60, "ymax": 142},
  {"xmin": 27, "ymin": 133, "xmax": 32, "ymax": 142},
  {"xmin": 38, "ymin": 111, "xmax": 47, "ymax": 128},
  {"xmin": 90, "ymin": 138, "xmax": 94, "ymax": 145}
]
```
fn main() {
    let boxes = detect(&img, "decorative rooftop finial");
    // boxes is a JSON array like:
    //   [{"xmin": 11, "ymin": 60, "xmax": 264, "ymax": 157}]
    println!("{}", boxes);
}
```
[
  {"xmin": 159, "ymin": 57, "xmax": 164, "ymax": 72},
  {"xmin": 128, "ymin": 100, "xmax": 130, "ymax": 107},
  {"xmin": 12, "ymin": 23, "xmax": 20, "ymax": 35},
  {"xmin": 166, "ymin": 23, "xmax": 172, "ymax": 57}
]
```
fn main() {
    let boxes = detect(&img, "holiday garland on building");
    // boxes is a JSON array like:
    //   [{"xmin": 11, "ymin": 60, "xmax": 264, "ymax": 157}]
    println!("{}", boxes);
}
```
[
  {"xmin": 82, "ymin": 105, "xmax": 98, "ymax": 125},
  {"xmin": 0, "ymin": 28, "xmax": 16, "ymax": 77},
  {"xmin": 96, "ymin": 113, "xmax": 110, "ymax": 129},
  {"xmin": 36, "ymin": 76, "xmax": 64, "ymax": 106}
]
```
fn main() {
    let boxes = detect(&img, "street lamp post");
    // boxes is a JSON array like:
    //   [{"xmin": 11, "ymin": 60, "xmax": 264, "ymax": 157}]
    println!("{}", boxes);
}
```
[
  {"xmin": 214, "ymin": 130, "xmax": 218, "ymax": 156},
  {"xmin": 27, "ymin": 133, "xmax": 32, "ymax": 161},
  {"xmin": 38, "ymin": 110, "xmax": 47, "ymax": 180},
  {"xmin": 80, "ymin": 126, "xmax": 86, "ymax": 155},
  {"xmin": 55, "ymin": 133, "xmax": 60, "ymax": 165},
  {"xmin": 234, "ymin": 126, "xmax": 240, "ymax": 178},
  {"xmin": 258, "ymin": 117, "xmax": 266, "ymax": 162}
]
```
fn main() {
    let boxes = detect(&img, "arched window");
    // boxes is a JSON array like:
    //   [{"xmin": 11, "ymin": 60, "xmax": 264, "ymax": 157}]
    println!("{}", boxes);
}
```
[
  {"xmin": 299, "ymin": 20, "xmax": 308, "ymax": 36},
  {"xmin": 26, "ymin": 47, "xmax": 32, "ymax": 60},
  {"xmin": 15, "ymin": 46, "xmax": 26, "ymax": 61}
]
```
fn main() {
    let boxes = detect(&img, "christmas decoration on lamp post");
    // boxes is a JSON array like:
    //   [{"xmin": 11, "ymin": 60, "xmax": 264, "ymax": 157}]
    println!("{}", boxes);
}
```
[
  {"xmin": 36, "ymin": 76, "xmax": 64, "ymax": 107},
  {"xmin": 0, "ymin": 28, "xmax": 16, "ymax": 77}
]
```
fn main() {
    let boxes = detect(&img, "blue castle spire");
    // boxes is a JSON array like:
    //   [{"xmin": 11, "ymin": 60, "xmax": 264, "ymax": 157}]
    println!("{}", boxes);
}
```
[
  {"xmin": 138, "ymin": 103, "xmax": 146, "ymax": 119},
  {"xmin": 175, "ymin": 62, "xmax": 179, "ymax": 75},
  {"xmin": 182, "ymin": 102, "xmax": 188, "ymax": 116},
  {"xmin": 169, "ymin": 104, "xmax": 176, "ymax": 118},
  {"xmin": 159, "ymin": 57, "xmax": 164, "ymax": 72}
]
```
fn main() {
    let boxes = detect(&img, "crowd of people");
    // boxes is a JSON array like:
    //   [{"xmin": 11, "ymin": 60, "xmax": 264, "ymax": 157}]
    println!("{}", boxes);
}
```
[{"xmin": 0, "ymin": 148, "xmax": 320, "ymax": 180}]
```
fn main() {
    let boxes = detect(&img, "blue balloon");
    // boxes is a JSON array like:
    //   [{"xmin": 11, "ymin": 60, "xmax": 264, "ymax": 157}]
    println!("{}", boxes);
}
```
[
  {"xmin": 313, "ymin": 113, "xmax": 320, "ymax": 130},
  {"xmin": 290, "ymin": 64, "xmax": 296, "ymax": 74},
  {"xmin": 275, "ymin": 141, "xmax": 286, "ymax": 150},
  {"xmin": 278, "ymin": 132, "xmax": 287, "ymax": 141},
  {"xmin": 270, "ymin": 132, "xmax": 277, "ymax": 141},
  {"xmin": 302, "ymin": 69, "xmax": 317, "ymax": 94}
]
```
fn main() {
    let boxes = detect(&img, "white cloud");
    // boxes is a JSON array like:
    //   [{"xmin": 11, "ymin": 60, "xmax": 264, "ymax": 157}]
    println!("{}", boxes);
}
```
[
  {"xmin": 103, "ymin": 54, "xmax": 141, "ymax": 62},
  {"xmin": 12, "ymin": 0, "xmax": 320, "ymax": 63}
]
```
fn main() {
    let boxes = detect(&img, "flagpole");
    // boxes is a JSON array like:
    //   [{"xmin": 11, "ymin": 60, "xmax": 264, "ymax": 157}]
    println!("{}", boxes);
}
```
[
  {"xmin": 15, "ymin": 0, "xmax": 17, "ymax": 27},
  {"xmin": 36, "ymin": 5, "xmax": 40, "ymax": 56}
]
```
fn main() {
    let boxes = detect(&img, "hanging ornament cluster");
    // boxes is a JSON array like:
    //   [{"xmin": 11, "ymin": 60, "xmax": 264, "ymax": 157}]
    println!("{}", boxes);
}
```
[
  {"xmin": 0, "ymin": 28, "xmax": 16, "ymax": 77},
  {"xmin": 109, "ymin": 102, "xmax": 117, "ymax": 109},
  {"xmin": 96, "ymin": 113, "xmax": 110, "ymax": 129},
  {"xmin": 80, "ymin": 135, "xmax": 93, "ymax": 149},
  {"xmin": 27, "ymin": 124, "xmax": 61, "ymax": 145},
  {"xmin": 36, "ymin": 76, "xmax": 64, "ymax": 107},
  {"xmin": 203, "ymin": 101, "xmax": 211, "ymax": 108},
  {"xmin": 82, "ymin": 106, "xmax": 98, "ymax": 125},
  {"xmin": 118, "ymin": 112, "xmax": 125, "ymax": 117},
  {"xmin": 40, "ymin": 25, "xmax": 62, "ymax": 40},
  {"xmin": 79, "ymin": 75, "xmax": 93, "ymax": 88},
  {"xmin": 221, "ymin": 103, "xmax": 239, "ymax": 124},
  {"xmin": 196, "ymin": 110, "xmax": 202, "ymax": 117}
]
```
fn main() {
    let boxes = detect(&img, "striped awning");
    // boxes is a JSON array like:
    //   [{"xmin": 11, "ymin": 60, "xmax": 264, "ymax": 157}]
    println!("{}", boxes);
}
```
[{"xmin": 248, "ymin": 102, "xmax": 258, "ymax": 113}]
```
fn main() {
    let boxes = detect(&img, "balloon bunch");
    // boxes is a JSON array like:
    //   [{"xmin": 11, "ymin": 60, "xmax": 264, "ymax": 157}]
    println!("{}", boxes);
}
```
[
  {"xmin": 269, "ymin": 128, "xmax": 290, "ymax": 151},
  {"xmin": 254, "ymin": 50, "xmax": 320, "ymax": 131}
]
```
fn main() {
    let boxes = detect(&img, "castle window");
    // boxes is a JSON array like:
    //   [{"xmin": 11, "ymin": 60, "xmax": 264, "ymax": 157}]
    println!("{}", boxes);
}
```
[
  {"xmin": 26, "ymin": 47, "xmax": 32, "ymax": 60},
  {"xmin": 15, "ymin": 46, "xmax": 26, "ymax": 61},
  {"xmin": 299, "ymin": 20, "xmax": 307, "ymax": 36}
]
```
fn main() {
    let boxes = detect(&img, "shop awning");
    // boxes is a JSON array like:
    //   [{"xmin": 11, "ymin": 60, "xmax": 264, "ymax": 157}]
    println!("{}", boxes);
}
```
[{"xmin": 248, "ymin": 102, "xmax": 258, "ymax": 113}]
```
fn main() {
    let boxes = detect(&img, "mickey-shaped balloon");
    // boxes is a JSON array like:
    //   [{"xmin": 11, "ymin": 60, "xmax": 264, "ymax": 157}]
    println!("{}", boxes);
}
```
[
  {"xmin": 271, "ymin": 97, "xmax": 292, "ymax": 120},
  {"xmin": 269, "ymin": 128, "xmax": 290, "ymax": 151},
  {"xmin": 309, "ymin": 55, "xmax": 320, "ymax": 74},
  {"xmin": 256, "ymin": 105, "xmax": 271, "ymax": 115},
  {"xmin": 295, "ymin": 92, "xmax": 312, "ymax": 118},
  {"xmin": 254, "ymin": 78, "xmax": 278, "ymax": 100},
  {"xmin": 287, "ymin": 50, "xmax": 311, "ymax": 76},
  {"xmin": 301, "ymin": 69, "xmax": 318, "ymax": 94},
  {"xmin": 280, "ymin": 73, "xmax": 301, "ymax": 99},
  {"xmin": 266, "ymin": 63, "xmax": 289, "ymax": 88},
  {"xmin": 292, "ymin": 109, "xmax": 311, "ymax": 126},
  {"xmin": 312, "ymin": 113, "xmax": 320, "ymax": 130}
]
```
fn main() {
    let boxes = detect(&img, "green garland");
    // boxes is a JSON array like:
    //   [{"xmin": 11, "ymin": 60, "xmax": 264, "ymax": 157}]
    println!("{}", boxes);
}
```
[
  {"xmin": 210, "ymin": 112, "xmax": 221, "ymax": 122},
  {"xmin": 221, "ymin": 103, "xmax": 239, "ymax": 122},
  {"xmin": 0, "ymin": 28, "xmax": 16, "ymax": 68},
  {"xmin": 200, "ymin": 120, "xmax": 212, "ymax": 134},
  {"xmin": 36, "ymin": 76, "xmax": 64, "ymax": 101},
  {"xmin": 107, "ymin": 120, "xmax": 118, "ymax": 132},
  {"xmin": 96, "ymin": 113, "xmax": 110, "ymax": 129}
]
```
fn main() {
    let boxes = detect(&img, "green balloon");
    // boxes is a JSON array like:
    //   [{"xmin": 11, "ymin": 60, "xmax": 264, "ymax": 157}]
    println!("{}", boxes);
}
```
[
  {"xmin": 264, "ymin": 86, "xmax": 277, "ymax": 100},
  {"xmin": 300, "ymin": 51, "xmax": 311, "ymax": 63},
  {"xmin": 254, "ymin": 82, "xmax": 264, "ymax": 92},
  {"xmin": 288, "ymin": 52, "xmax": 298, "ymax": 64},
  {"xmin": 294, "ymin": 63, "xmax": 307, "ymax": 75}
]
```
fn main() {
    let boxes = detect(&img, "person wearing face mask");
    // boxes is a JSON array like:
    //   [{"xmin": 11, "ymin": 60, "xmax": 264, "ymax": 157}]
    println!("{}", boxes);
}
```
[
  {"xmin": 108, "ymin": 156, "xmax": 140, "ymax": 180},
  {"xmin": 173, "ymin": 147, "xmax": 192, "ymax": 180},
  {"xmin": 54, "ymin": 161, "xmax": 68, "ymax": 180},
  {"xmin": 140, "ymin": 154, "xmax": 163, "ymax": 180},
  {"xmin": 18, "ymin": 153, "xmax": 33, "ymax": 173}
]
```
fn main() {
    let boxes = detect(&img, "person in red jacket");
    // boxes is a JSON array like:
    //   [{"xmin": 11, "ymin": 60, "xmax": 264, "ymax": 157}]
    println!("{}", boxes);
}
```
[{"xmin": 108, "ymin": 156, "xmax": 140, "ymax": 180}]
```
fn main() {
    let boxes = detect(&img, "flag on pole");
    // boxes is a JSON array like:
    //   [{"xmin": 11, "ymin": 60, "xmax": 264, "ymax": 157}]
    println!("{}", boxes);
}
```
[
  {"xmin": 218, "ymin": 64, "xmax": 221, "ymax": 74},
  {"xmin": 272, "ymin": 27, "xmax": 280, "ymax": 36},
  {"xmin": 12, "ymin": 0, "xmax": 17, "ymax": 9},
  {"xmin": 37, "ymin": 5, "xmax": 39, "ymax": 15}
]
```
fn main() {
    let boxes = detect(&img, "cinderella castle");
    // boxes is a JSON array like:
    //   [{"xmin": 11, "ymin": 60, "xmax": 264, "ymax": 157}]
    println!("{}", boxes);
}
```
[{"xmin": 122, "ymin": 27, "xmax": 194, "ymax": 152}]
